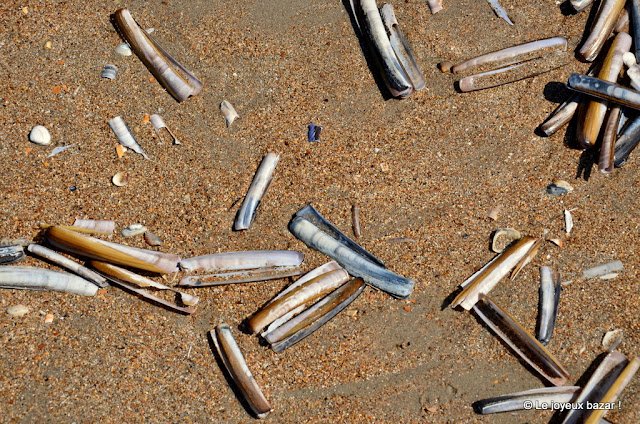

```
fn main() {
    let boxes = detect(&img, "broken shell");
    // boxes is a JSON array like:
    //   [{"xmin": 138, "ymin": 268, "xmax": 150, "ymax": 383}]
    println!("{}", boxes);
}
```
[
  {"xmin": 220, "ymin": 100, "xmax": 239, "ymax": 127},
  {"xmin": 73, "ymin": 219, "xmax": 115, "ymax": 235},
  {"xmin": 29, "ymin": 125, "xmax": 51, "ymax": 146},
  {"xmin": 0, "ymin": 266, "xmax": 98, "ymax": 296},
  {"xmin": 7, "ymin": 304, "xmax": 29, "ymax": 317},
  {"xmin": 0, "ymin": 245, "xmax": 25, "ymax": 265},
  {"xmin": 546, "ymin": 180, "xmax": 573, "ymax": 195},
  {"xmin": 602, "ymin": 329, "xmax": 624, "ymax": 351},
  {"xmin": 44, "ymin": 313, "xmax": 54, "ymax": 323},
  {"xmin": 121, "ymin": 224, "xmax": 147, "ymax": 237},
  {"xmin": 490, "ymin": 228, "xmax": 521, "ymax": 253},
  {"xmin": 582, "ymin": 260, "xmax": 623, "ymax": 279},
  {"xmin": 101, "ymin": 64, "xmax": 117, "ymax": 79},
  {"xmin": 486, "ymin": 205, "xmax": 502, "ymax": 221},
  {"xmin": 565, "ymin": 209, "xmax": 574, "ymax": 234},
  {"xmin": 115, "ymin": 43, "xmax": 132, "ymax": 56},
  {"xmin": 108, "ymin": 116, "xmax": 149, "ymax": 159},
  {"xmin": 112, "ymin": 172, "xmax": 129, "ymax": 187},
  {"xmin": 144, "ymin": 232, "xmax": 163, "ymax": 246},
  {"xmin": 149, "ymin": 114, "xmax": 180, "ymax": 144}
]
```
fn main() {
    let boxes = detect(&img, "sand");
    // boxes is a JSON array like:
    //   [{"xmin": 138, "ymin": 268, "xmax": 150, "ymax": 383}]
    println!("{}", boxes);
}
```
[{"xmin": 0, "ymin": 0, "xmax": 638, "ymax": 423}]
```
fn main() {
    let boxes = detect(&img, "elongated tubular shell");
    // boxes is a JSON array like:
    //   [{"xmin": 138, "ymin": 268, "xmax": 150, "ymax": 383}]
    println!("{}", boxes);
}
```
[
  {"xmin": 89, "ymin": 260, "xmax": 198, "ymax": 306},
  {"xmin": 72, "ymin": 219, "xmax": 115, "ymax": 234},
  {"xmin": 452, "ymin": 37, "xmax": 568, "ymax": 75},
  {"xmin": 234, "ymin": 153, "xmax": 279, "ymax": 231},
  {"xmin": 294, "ymin": 204, "xmax": 384, "ymax": 268},
  {"xmin": 380, "ymin": 4, "xmax": 426, "ymax": 91},
  {"xmin": 27, "ymin": 244, "xmax": 107, "ymax": 288},
  {"xmin": 583, "ymin": 357, "xmax": 640, "ymax": 424},
  {"xmin": 356, "ymin": 0, "xmax": 413, "ymax": 97},
  {"xmin": 452, "ymin": 236, "xmax": 538, "ymax": 310},
  {"xmin": 180, "ymin": 250, "xmax": 303, "ymax": 272},
  {"xmin": 537, "ymin": 266, "xmax": 561, "ymax": 345},
  {"xmin": 0, "ymin": 245, "xmax": 25, "ymax": 265},
  {"xmin": 264, "ymin": 277, "xmax": 365, "ymax": 345},
  {"xmin": 108, "ymin": 116, "xmax": 149, "ymax": 159},
  {"xmin": 458, "ymin": 53, "xmax": 569, "ymax": 92},
  {"xmin": 476, "ymin": 386, "xmax": 580, "ymax": 414},
  {"xmin": 289, "ymin": 216, "xmax": 414, "ymax": 299},
  {"xmin": 0, "ymin": 266, "xmax": 98, "ymax": 296},
  {"xmin": 571, "ymin": 0, "xmax": 594, "ymax": 13},
  {"xmin": 582, "ymin": 260, "xmax": 624, "ymax": 278},
  {"xmin": 614, "ymin": 115, "xmax": 640, "ymax": 166},
  {"xmin": 247, "ymin": 268, "xmax": 350, "ymax": 334},
  {"xmin": 576, "ymin": 32, "xmax": 631, "ymax": 149},
  {"xmin": 578, "ymin": 0, "xmax": 627, "ymax": 62},
  {"xmin": 561, "ymin": 351, "xmax": 629, "ymax": 424},
  {"xmin": 351, "ymin": 203, "xmax": 361, "ymax": 238},
  {"xmin": 40, "ymin": 223, "xmax": 115, "ymax": 235},
  {"xmin": 473, "ymin": 294, "xmax": 570, "ymax": 386},
  {"xmin": 211, "ymin": 324, "xmax": 272, "ymax": 419},
  {"xmin": 598, "ymin": 105, "xmax": 621, "ymax": 173},
  {"xmin": 45, "ymin": 226, "xmax": 180, "ymax": 274},
  {"xmin": 539, "ymin": 93, "xmax": 582, "ymax": 136},
  {"xmin": 631, "ymin": 0, "xmax": 640, "ymax": 59},
  {"xmin": 623, "ymin": 52, "xmax": 640, "ymax": 90},
  {"xmin": 178, "ymin": 269, "xmax": 304, "ymax": 288},
  {"xmin": 567, "ymin": 73, "xmax": 640, "ymax": 110},
  {"xmin": 510, "ymin": 238, "xmax": 542, "ymax": 279},
  {"xmin": 113, "ymin": 9, "xmax": 202, "ymax": 102}
]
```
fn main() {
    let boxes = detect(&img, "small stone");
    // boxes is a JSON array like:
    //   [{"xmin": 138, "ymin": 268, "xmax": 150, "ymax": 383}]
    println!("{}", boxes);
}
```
[
  {"xmin": 44, "ymin": 314, "xmax": 54, "ymax": 324},
  {"xmin": 438, "ymin": 61, "xmax": 453, "ymax": 73},
  {"xmin": 44, "ymin": 40, "xmax": 52, "ymax": 49},
  {"xmin": 546, "ymin": 180, "xmax": 573, "ymax": 196},
  {"xmin": 7, "ymin": 304, "xmax": 29, "ymax": 317},
  {"xmin": 144, "ymin": 231, "xmax": 163, "ymax": 246},
  {"xmin": 345, "ymin": 310, "xmax": 358, "ymax": 317},
  {"xmin": 29, "ymin": 125, "xmax": 52, "ymax": 146}
]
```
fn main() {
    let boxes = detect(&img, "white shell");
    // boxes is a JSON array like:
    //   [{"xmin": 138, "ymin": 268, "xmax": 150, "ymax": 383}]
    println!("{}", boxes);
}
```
[
  {"xmin": 29, "ymin": 125, "xmax": 52, "ymax": 146},
  {"xmin": 112, "ymin": 172, "xmax": 129, "ymax": 187},
  {"xmin": 149, "ymin": 114, "xmax": 166, "ymax": 130},
  {"xmin": 108, "ymin": 116, "xmax": 149, "ymax": 159},
  {"xmin": 602, "ymin": 329, "xmax": 624, "ymax": 351},
  {"xmin": 101, "ymin": 64, "xmax": 117, "ymax": 79},
  {"xmin": 121, "ymin": 224, "xmax": 147, "ymax": 237},
  {"xmin": 7, "ymin": 304, "xmax": 29, "ymax": 317},
  {"xmin": 115, "ymin": 43, "xmax": 132, "ymax": 56},
  {"xmin": 220, "ymin": 100, "xmax": 239, "ymax": 127}
]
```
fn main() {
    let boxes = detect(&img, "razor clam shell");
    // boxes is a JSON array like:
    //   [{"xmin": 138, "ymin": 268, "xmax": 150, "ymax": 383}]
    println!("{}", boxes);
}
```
[
  {"xmin": 490, "ymin": 228, "xmax": 521, "ymax": 253},
  {"xmin": 598, "ymin": 105, "xmax": 621, "ymax": 173},
  {"xmin": 247, "ymin": 268, "xmax": 350, "ymax": 334},
  {"xmin": 583, "ymin": 357, "xmax": 640, "ymax": 424},
  {"xmin": 614, "ymin": 114, "xmax": 640, "ymax": 166},
  {"xmin": 114, "ymin": 9, "xmax": 203, "ymax": 102},
  {"xmin": 631, "ymin": 0, "xmax": 640, "ymax": 60},
  {"xmin": 510, "ymin": 237, "xmax": 542, "ymax": 279},
  {"xmin": 73, "ymin": 219, "xmax": 115, "ymax": 234},
  {"xmin": 615, "ymin": 3, "xmax": 630, "ymax": 33},
  {"xmin": 351, "ymin": 203, "xmax": 361, "ymax": 238},
  {"xmin": 27, "ymin": 244, "xmax": 108, "ymax": 288},
  {"xmin": 578, "ymin": 0, "xmax": 627, "ymax": 62},
  {"xmin": 220, "ymin": 100, "xmax": 239, "ymax": 127},
  {"xmin": 0, "ymin": 245, "xmax": 25, "ymax": 265},
  {"xmin": 0, "ymin": 266, "xmax": 98, "ymax": 296},
  {"xmin": 356, "ymin": 0, "xmax": 413, "ymax": 98},
  {"xmin": 178, "ymin": 268, "xmax": 304, "ymax": 287},
  {"xmin": 211, "ymin": 324, "xmax": 272, "ymax": 419},
  {"xmin": 288, "ymin": 216, "xmax": 414, "ymax": 299},
  {"xmin": 473, "ymin": 294, "xmax": 570, "ymax": 386},
  {"xmin": 270, "ymin": 278, "xmax": 366, "ymax": 352},
  {"xmin": 149, "ymin": 114, "xmax": 180, "ymax": 145},
  {"xmin": 567, "ymin": 73, "xmax": 640, "ymax": 110},
  {"xmin": 427, "ymin": 0, "xmax": 443, "ymax": 14},
  {"xmin": 452, "ymin": 236, "xmax": 538, "ymax": 310},
  {"xmin": 561, "ymin": 351, "xmax": 629, "ymax": 424},
  {"xmin": 180, "ymin": 250, "xmax": 303, "ymax": 272},
  {"xmin": 380, "ymin": 4, "xmax": 426, "ymax": 91},
  {"xmin": 487, "ymin": 0, "xmax": 513, "ymax": 25},
  {"xmin": 539, "ymin": 92, "xmax": 581, "ymax": 136},
  {"xmin": 294, "ymin": 204, "xmax": 384, "ymax": 268},
  {"xmin": 571, "ymin": 0, "xmax": 594, "ymax": 12},
  {"xmin": 234, "ymin": 153, "xmax": 279, "ymax": 231},
  {"xmin": 582, "ymin": 260, "xmax": 624, "ymax": 279},
  {"xmin": 576, "ymin": 32, "xmax": 631, "ymax": 149},
  {"xmin": 45, "ymin": 226, "xmax": 180, "ymax": 274},
  {"xmin": 458, "ymin": 52, "xmax": 569, "ymax": 92},
  {"xmin": 623, "ymin": 52, "xmax": 640, "ymax": 90},
  {"xmin": 452, "ymin": 37, "xmax": 567, "ymax": 75},
  {"xmin": 476, "ymin": 386, "xmax": 580, "ymax": 414},
  {"xmin": 108, "ymin": 116, "xmax": 149, "ymax": 159},
  {"xmin": 264, "ymin": 277, "xmax": 365, "ymax": 345},
  {"xmin": 537, "ymin": 266, "xmax": 561, "ymax": 345}
]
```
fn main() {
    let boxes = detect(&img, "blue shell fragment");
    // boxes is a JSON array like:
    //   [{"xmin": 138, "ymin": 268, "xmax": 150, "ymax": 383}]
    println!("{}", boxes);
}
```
[{"xmin": 307, "ymin": 124, "xmax": 322, "ymax": 142}]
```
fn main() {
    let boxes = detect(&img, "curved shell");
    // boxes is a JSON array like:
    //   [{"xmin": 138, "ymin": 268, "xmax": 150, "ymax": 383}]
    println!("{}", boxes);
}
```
[
  {"xmin": 0, "ymin": 266, "xmax": 98, "ymax": 296},
  {"xmin": 29, "ymin": 125, "xmax": 52, "ymax": 146}
]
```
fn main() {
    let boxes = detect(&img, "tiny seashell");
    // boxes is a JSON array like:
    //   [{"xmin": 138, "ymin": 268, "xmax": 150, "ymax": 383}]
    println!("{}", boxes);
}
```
[
  {"xmin": 548, "ymin": 237, "xmax": 564, "ymax": 247},
  {"xmin": 438, "ymin": 61, "xmax": 453, "ymax": 73},
  {"xmin": 115, "ymin": 43, "xmax": 132, "ymax": 56},
  {"xmin": 564, "ymin": 209, "xmax": 574, "ymax": 235},
  {"xmin": 44, "ymin": 313, "xmax": 54, "ymax": 324},
  {"xmin": 101, "ymin": 64, "xmax": 117, "ymax": 79},
  {"xmin": 29, "ymin": 125, "xmax": 52, "ymax": 146},
  {"xmin": 487, "ymin": 205, "xmax": 502, "ymax": 221},
  {"xmin": 48, "ymin": 145, "xmax": 74, "ymax": 158},
  {"xmin": 220, "ymin": 100, "xmax": 239, "ymax": 127},
  {"xmin": 546, "ymin": 180, "xmax": 573, "ymax": 196},
  {"xmin": 112, "ymin": 172, "xmax": 129, "ymax": 187},
  {"xmin": 602, "ymin": 329, "xmax": 624, "ymax": 351},
  {"xmin": 308, "ymin": 124, "xmax": 322, "ymax": 142},
  {"xmin": 491, "ymin": 228, "xmax": 522, "ymax": 253},
  {"xmin": 7, "ymin": 304, "xmax": 29, "ymax": 317},
  {"xmin": 121, "ymin": 224, "xmax": 147, "ymax": 237},
  {"xmin": 144, "ymin": 231, "xmax": 163, "ymax": 246},
  {"xmin": 108, "ymin": 116, "xmax": 149, "ymax": 159}
]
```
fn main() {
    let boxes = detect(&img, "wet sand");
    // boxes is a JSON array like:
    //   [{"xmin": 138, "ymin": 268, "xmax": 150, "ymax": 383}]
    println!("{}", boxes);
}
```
[{"xmin": 0, "ymin": 0, "xmax": 638, "ymax": 423}]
